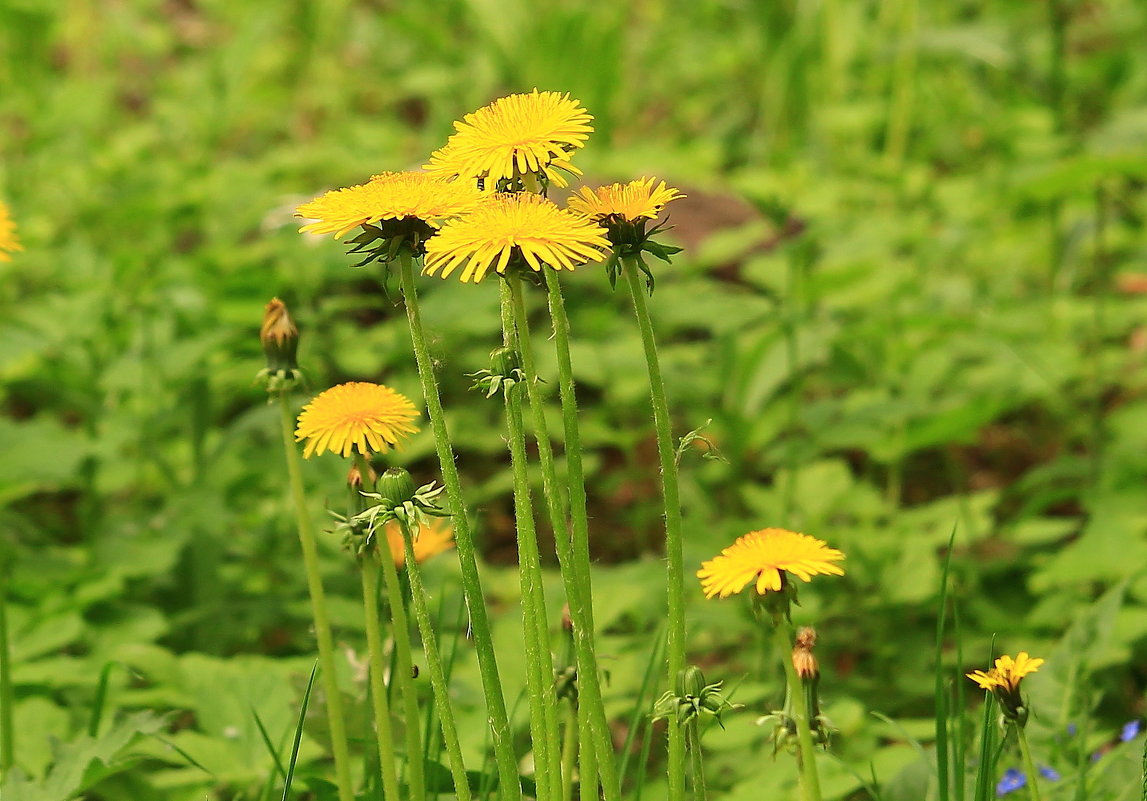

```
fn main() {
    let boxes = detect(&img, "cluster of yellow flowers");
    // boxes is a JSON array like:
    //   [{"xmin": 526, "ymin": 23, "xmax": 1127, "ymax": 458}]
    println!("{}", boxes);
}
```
[{"xmin": 296, "ymin": 89, "xmax": 681, "ymax": 284}]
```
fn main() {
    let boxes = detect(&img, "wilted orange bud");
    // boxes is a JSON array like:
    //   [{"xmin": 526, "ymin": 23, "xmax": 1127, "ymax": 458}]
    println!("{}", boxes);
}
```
[{"xmin": 793, "ymin": 626, "xmax": 819, "ymax": 680}]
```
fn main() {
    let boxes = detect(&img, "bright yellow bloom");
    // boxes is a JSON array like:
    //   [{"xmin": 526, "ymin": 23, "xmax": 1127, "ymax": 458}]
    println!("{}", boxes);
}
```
[
  {"xmin": 567, "ymin": 177, "xmax": 684, "ymax": 223},
  {"xmin": 384, "ymin": 518, "xmax": 455, "ymax": 567},
  {"xmin": 425, "ymin": 90, "xmax": 592, "ymax": 189},
  {"xmin": 966, "ymin": 652, "xmax": 1044, "ymax": 693},
  {"xmin": 295, "ymin": 382, "xmax": 419, "ymax": 458},
  {"xmin": 0, "ymin": 201, "xmax": 23, "ymax": 262},
  {"xmin": 296, "ymin": 171, "xmax": 483, "ymax": 238},
  {"xmin": 697, "ymin": 528, "xmax": 845, "ymax": 600},
  {"xmin": 423, "ymin": 192, "xmax": 610, "ymax": 283}
]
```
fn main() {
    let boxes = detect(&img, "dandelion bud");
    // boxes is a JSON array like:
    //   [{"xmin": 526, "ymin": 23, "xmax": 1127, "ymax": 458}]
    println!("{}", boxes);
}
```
[
  {"xmin": 377, "ymin": 467, "xmax": 416, "ymax": 507},
  {"xmin": 793, "ymin": 626, "xmax": 819, "ymax": 680},
  {"xmin": 561, "ymin": 603, "xmax": 574, "ymax": 632},
  {"xmin": 260, "ymin": 298, "xmax": 299, "ymax": 373},
  {"xmin": 490, "ymin": 346, "xmax": 521, "ymax": 377},
  {"xmin": 347, "ymin": 462, "xmax": 377, "ymax": 490}
]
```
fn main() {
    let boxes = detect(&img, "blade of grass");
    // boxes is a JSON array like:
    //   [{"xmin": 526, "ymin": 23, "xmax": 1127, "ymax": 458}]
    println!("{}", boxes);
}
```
[
  {"xmin": 935, "ymin": 524, "xmax": 958, "ymax": 801},
  {"xmin": 620, "ymin": 626, "xmax": 666, "ymax": 788},
  {"xmin": 252, "ymin": 706, "xmax": 289, "ymax": 782},
  {"xmin": 282, "ymin": 663, "xmax": 319, "ymax": 801},
  {"xmin": 87, "ymin": 661, "xmax": 116, "ymax": 738}
]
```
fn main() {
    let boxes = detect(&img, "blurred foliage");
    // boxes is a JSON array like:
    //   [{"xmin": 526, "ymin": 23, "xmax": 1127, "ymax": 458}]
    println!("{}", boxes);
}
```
[{"xmin": 2, "ymin": 0, "xmax": 1147, "ymax": 798}]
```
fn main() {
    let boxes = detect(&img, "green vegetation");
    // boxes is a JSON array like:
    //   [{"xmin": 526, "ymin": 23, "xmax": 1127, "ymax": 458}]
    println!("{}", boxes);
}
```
[{"xmin": 3, "ymin": 1, "xmax": 1147, "ymax": 799}]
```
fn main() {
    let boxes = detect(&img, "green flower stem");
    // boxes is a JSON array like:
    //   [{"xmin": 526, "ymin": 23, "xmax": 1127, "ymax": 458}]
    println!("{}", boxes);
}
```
[
  {"xmin": 500, "ymin": 279, "xmax": 562, "ymax": 801},
  {"xmin": 773, "ymin": 623, "xmax": 821, "ymax": 801},
  {"xmin": 621, "ymin": 256, "xmax": 687, "ymax": 801},
  {"xmin": 396, "ymin": 516, "xmax": 473, "ymax": 801},
  {"xmin": 371, "ymin": 520, "xmax": 425, "ymax": 801},
  {"xmin": 396, "ymin": 252, "xmax": 521, "ymax": 801},
  {"xmin": 543, "ymin": 270, "xmax": 595, "ymax": 624},
  {"xmin": 578, "ymin": 701, "xmax": 598, "ymax": 801},
  {"xmin": 276, "ymin": 392, "xmax": 356, "ymax": 801},
  {"xmin": 561, "ymin": 700, "xmax": 578, "ymax": 801},
  {"xmin": 510, "ymin": 274, "xmax": 621, "ymax": 801},
  {"xmin": 685, "ymin": 721, "xmax": 709, "ymax": 801},
  {"xmin": 358, "ymin": 553, "xmax": 403, "ymax": 801},
  {"xmin": 1016, "ymin": 726, "xmax": 1043, "ymax": 801}
]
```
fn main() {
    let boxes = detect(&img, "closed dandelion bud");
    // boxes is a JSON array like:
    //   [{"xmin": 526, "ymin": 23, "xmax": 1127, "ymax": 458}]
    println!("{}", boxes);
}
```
[
  {"xmin": 490, "ymin": 346, "xmax": 520, "ymax": 377},
  {"xmin": 347, "ymin": 462, "xmax": 377, "ymax": 491},
  {"xmin": 793, "ymin": 626, "xmax": 819, "ymax": 680},
  {"xmin": 377, "ymin": 467, "xmax": 416, "ymax": 508},
  {"xmin": 561, "ymin": 603, "xmax": 574, "ymax": 633},
  {"xmin": 261, "ymin": 298, "xmax": 299, "ymax": 374},
  {"xmin": 677, "ymin": 666, "xmax": 707, "ymax": 699}
]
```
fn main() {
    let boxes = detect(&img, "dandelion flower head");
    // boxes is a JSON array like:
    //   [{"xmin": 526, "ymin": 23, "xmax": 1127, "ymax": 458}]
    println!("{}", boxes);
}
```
[
  {"xmin": 967, "ymin": 652, "xmax": 1044, "ymax": 693},
  {"xmin": 568, "ymin": 177, "xmax": 684, "ymax": 223},
  {"xmin": 296, "ymin": 171, "xmax": 483, "ymax": 239},
  {"xmin": 0, "ymin": 201, "xmax": 23, "ymax": 262},
  {"xmin": 425, "ymin": 90, "xmax": 593, "ymax": 189},
  {"xmin": 697, "ymin": 528, "xmax": 845, "ymax": 600},
  {"xmin": 295, "ymin": 381, "xmax": 420, "ymax": 458},
  {"xmin": 385, "ymin": 517, "xmax": 455, "ymax": 567},
  {"xmin": 423, "ymin": 192, "xmax": 610, "ymax": 283}
]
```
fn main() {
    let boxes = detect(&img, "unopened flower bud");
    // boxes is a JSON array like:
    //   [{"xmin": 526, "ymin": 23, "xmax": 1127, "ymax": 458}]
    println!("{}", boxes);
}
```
[
  {"xmin": 793, "ymin": 626, "xmax": 819, "ymax": 680},
  {"xmin": 377, "ymin": 467, "xmax": 416, "ymax": 507},
  {"xmin": 561, "ymin": 603, "xmax": 574, "ymax": 633},
  {"xmin": 348, "ymin": 462, "xmax": 377, "ymax": 490},
  {"xmin": 261, "ymin": 298, "xmax": 299, "ymax": 373}
]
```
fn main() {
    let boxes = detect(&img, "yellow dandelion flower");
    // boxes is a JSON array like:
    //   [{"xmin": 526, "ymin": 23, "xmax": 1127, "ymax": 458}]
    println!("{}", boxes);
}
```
[
  {"xmin": 423, "ymin": 192, "xmax": 610, "ymax": 283},
  {"xmin": 697, "ymin": 528, "xmax": 845, "ymax": 600},
  {"xmin": 424, "ymin": 90, "xmax": 593, "ymax": 189},
  {"xmin": 568, "ymin": 177, "xmax": 684, "ymax": 223},
  {"xmin": 296, "ymin": 171, "xmax": 483, "ymax": 239},
  {"xmin": 967, "ymin": 652, "xmax": 1044, "ymax": 724},
  {"xmin": 384, "ymin": 517, "xmax": 455, "ymax": 567},
  {"xmin": 295, "ymin": 382, "xmax": 420, "ymax": 458},
  {"xmin": 966, "ymin": 652, "xmax": 1044, "ymax": 693},
  {"xmin": 0, "ymin": 201, "xmax": 23, "ymax": 262}
]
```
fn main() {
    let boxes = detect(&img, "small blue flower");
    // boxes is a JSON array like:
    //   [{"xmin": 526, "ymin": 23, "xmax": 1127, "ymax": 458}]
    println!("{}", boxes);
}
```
[
  {"xmin": 997, "ymin": 768, "xmax": 1026, "ymax": 796},
  {"xmin": 1065, "ymin": 723, "xmax": 1078, "ymax": 736},
  {"xmin": 1120, "ymin": 720, "xmax": 1142, "ymax": 742},
  {"xmin": 1039, "ymin": 765, "xmax": 1061, "ymax": 781}
]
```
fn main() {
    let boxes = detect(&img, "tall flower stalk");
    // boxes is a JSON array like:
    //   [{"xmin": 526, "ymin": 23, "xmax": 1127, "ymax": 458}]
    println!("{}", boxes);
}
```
[
  {"xmin": 296, "ymin": 169, "xmax": 522, "ymax": 800},
  {"xmin": 566, "ymin": 177, "xmax": 687, "ymax": 801},
  {"xmin": 396, "ymin": 252, "xmax": 522, "ymax": 800},
  {"xmin": 260, "ymin": 300, "xmax": 356, "ymax": 801},
  {"xmin": 497, "ymin": 281, "xmax": 563, "ymax": 801},
  {"xmin": 698, "ymin": 527, "xmax": 845, "ymax": 801},
  {"xmin": 507, "ymin": 273, "xmax": 620, "ymax": 801}
]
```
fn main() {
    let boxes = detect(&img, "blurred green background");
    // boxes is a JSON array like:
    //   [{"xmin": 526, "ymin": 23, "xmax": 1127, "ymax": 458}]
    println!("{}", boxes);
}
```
[{"xmin": 3, "ymin": 0, "xmax": 1147, "ymax": 798}]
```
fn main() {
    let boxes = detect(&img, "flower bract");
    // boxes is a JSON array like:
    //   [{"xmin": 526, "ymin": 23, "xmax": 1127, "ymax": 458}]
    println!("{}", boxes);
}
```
[
  {"xmin": 697, "ymin": 528, "xmax": 845, "ymax": 600},
  {"xmin": 423, "ymin": 192, "xmax": 610, "ymax": 283},
  {"xmin": 295, "ymin": 382, "xmax": 420, "ymax": 458},
  {"xmin": 296, "ymin": 171, "xmax": 482, "ymax": 238},
  {"xmin": 567, "ymin": 177, "xmax": 684, "ymax": 223},
  {"xmin": 424, "ymin": 90, "xmax": 592, "ymax": 189},
  {"xmin": 0, "ymin": 201, "xmax": 23, "ymax": 261},
  {"xmin": 384, "ymin": 517, "xmax": 455, "ymax": 567}
]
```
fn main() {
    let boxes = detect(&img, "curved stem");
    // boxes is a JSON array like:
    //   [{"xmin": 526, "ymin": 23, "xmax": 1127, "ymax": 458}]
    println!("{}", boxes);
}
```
[
  {"xmin": 511, "ymin": 274, "xmax": 620, "ymax": 800},
  {"xmin": 374, "ymin": 534, "xmax": 425, "ymax": 801},
  {"xmin": 359, "ymin": 555, "xmax": 403, "ymax": 801},
  {"xmin": 501, "ymin": 278, "xmax": 561, "ymax": 801},
  {"xmin": 396, "ymin": 252, "xmax": 521, "ymax": 800},
  {"xmin": 1016, "ymin": 726, "xmax": 1043, "ymax": 801},
  {"xmin": 774, "ymin": 624, "xmax": 821, "ymax": 801},
  {"xmin": 277, "ymin": 392, "xmax": 356, "ymax": 801},
  {"xmin": 397, "ymin": 517, "xmax": 473, "ymax": 801},
  {"xmin": 621, "ymin": 257, "xmax": 687, "ymax": 801}
]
